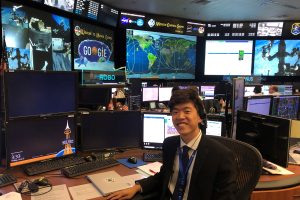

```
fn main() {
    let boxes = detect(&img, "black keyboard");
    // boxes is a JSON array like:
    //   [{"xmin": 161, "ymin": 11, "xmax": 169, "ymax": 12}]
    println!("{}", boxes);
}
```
[
  {"xmin": 23, "ymin": 155, "xmax": 86, "ymax": 176},
  {"xmin": 61, "ymin": 158, "xmax": 119, "ymax": 177},
  {"xmin": 143, "ymin": 152, "xmax": 163, "ymax": 162},
  {"xmin": 0, "ymin": 174, "xmax": 17, "ymax": 187}
]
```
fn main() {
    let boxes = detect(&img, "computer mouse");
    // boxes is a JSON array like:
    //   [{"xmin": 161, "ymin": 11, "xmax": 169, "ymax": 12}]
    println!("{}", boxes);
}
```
[
  {"xmin": 127, "ymin": 157, "xmax": 138, "ymax": 164},
  {"xmin": 84, "ymin": 155, "xmax": 94, "ymax": 162},
  {"xmin": 293, "ymin": 149, "xmax": 300, "ymax": 154}
]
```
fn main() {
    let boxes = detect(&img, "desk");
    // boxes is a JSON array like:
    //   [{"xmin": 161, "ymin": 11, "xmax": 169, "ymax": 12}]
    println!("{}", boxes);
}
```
[
  {"xmin": 0, "ymin": 149, "xmax": 146, "ymax": 200},
  {"xmin": 251, "ymin": 165, "xmax": 300, "ymax": 200},
  {"xmin": 2, "ymin": 149, "xmax": 300, "ymax": 200}
]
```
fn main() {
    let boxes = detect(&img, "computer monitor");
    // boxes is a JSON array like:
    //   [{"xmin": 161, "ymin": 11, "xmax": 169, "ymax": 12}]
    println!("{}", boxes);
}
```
[
  {"xmin": 206, "ymin": 114, "xmax": 226, "ymax": 137},
  {"xmin": 278, "ymin": 85, "xmax": 293, "ymax": 95},
  {"xmin": 244, "ymin": 96, "xmax": 272, "ymax": 115},
  {"xmin": 80, "ymin": 111, "xmax": 141, "ymax": 151},
  {"xmin": 236, "ymin": 110, "xmax": 291, "ymax": 167},
  {"xmin": 158, "ymin": 87, "xmax": 173, "ymax": 102},
  {"xmin": 244, "ymin": 86, "xmax": 255, "ymax": 97},
  {"xmin": 2, "ymin": 0, "xmax": 72, "ymax": 71},
  {"xmin": 143, "ymin": 113, "xmax": 179, "ymax": 149},
  {"xmin": 142, "ymin": 87, "xmax": 159, "ymax": 102},
  {"xmin": 204, "ymin": 40, "xmax": 253, "ymax": 75},
  {"xmin": 78, "ymin": 87, "xmax": 111, "ymax": 108},
  {"xmin": 206, "ymin": 121, "xmax": 222, "ymax": 137},
  {"xmin": 126, "ymin": 29, "xmax": 197, "ymax": 80},
  {"xmin": 4, "ymin": 71, "xmax": 77, "ymax": 119},
  {"xmin": 6, "ymin": 114, "xmax": 76, "ymax": 167},
  {"xmin": 271, "ymin": 96, "xmax": 300, "ymax": 119},
  {"xmin": 44, "ymin": 0, "xmax": 74, "ymax": 13},
  {"xmin": 200, "ymin": 86, "xmax": 215, "ymax": 99},
  {"xmin": 262, "ymin": 85, "xmax": 270, "ymax": 95}
]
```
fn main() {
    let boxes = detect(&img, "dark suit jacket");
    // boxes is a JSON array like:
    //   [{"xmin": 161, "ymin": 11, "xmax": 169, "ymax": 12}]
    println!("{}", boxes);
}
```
[{"xmin": 138, "ymin": 135, "xmax": 237, "ymax": 200}]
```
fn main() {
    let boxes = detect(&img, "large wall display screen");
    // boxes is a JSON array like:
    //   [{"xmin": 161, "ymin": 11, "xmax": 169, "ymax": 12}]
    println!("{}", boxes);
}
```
[
  {"xmin": 254, "ymin": 40, "xmax": 300, "ymax": 76},
  {"xmin": 204, "ymin": 40, "xmax": 253, "ymax": 75},
  {"xmin": 1, "ymin": 0, "xmax": 72, "ymax": 71},
  {"xmin": 126, "ymin": 29, "xmax": 197, "ymax": 79}
]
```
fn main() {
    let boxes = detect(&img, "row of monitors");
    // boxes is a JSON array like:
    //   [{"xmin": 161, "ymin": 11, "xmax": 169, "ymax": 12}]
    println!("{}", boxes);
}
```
[
  {"xmin": 6, "ymin": 110, "xmax": 291, "ymax": 169},
  {"xmin": 245, "ymin": 85, "xmax": 293, "ymax": 96},
  {"xmin": 142, "ymin": 85, "xmax": 296, "ymax": 102},
  {"xmin": 5, "ymin": 111, "xmax": 225, "ymax": 167},
  {"xmin": 142, "ymin": 86, "xmax": 215, "ymax": 102},
  {"xmin": 30, "ymin": 0, "xmax": 119, "ymax": 26},
  {"xmin": 244, "ymin": 95, "xmax": 300, "ymax": 119},
  {"xmin": 2, "ymin": 1, "xmax": 300, "ymax": 83}
]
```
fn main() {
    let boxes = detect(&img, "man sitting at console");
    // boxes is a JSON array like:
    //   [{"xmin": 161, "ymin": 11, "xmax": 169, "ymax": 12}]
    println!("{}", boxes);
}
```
[{"xmin": 107, "ymin": 88, "xmax": 237, "ymax": 200}]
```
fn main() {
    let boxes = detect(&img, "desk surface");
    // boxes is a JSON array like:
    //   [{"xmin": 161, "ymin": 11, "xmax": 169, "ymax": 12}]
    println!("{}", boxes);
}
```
[
  {"xmin": 0, "ymin": 149, "xmax": 147, "ymax": 200},
  {"xmin": 1, "ymin": 149, "xmax": 300, "ymax": 200}
]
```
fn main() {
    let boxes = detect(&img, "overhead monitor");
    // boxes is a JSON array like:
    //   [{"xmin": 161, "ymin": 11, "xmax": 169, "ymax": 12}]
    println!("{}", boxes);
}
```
[
  {"xmin": 143, "ymin": 113, "xmax": 179, "ymax": 149},
  {"xmin": 126, "ymin": 29, "xmax": 197, "ymax": 80},
  {"xmin": 74, "ymin": 0, "xmax": 100, "ymax": 20},
  {"xmin": 204, "ymin": 40, "xmax": 253, "ymax": 75},
  {"xmin": 4, "ymin": 71, "xmax": 77, "ymax": 119},
  {"xmin": 257, "ymin": 22, "xmax": 283, "ymax": 37},
  {"xmin": 158, "ymin": 87, "xmax": 173, "ymax": 102},
  {"xmin": 98, "ymin": 3, "xmax": 119, "ymax": 27},
  {"xmin": 253, "ymin": 40, "xmax": 300, "ymax": 76},
  {"xmin": 236, "ymin": 110, "xmax": 291, "ymax": 167},
  {"xmin": 2, "ymin": 0, "xmax": 72, "ymax": 71},
  {"xmin": 245, "ymin": 96, "xmax": 272, "ymax": 115},
  {"xmin": 6, "ymin": 114, "xmax": 76, "ymax": 167},
  {"xmin": 271, "ymin": 96, "xmax": 300, "ymax": 119},
  {"xmin": 44, "ymin": 0, "xmax": 75, "ymax": 13},
  {"xmin": 80, "ymin": 111, "xmax": 141, "ymax": 151},
  {"xmin": 142, "ymin": 87, "xmax": 159, "ymax": 102}
]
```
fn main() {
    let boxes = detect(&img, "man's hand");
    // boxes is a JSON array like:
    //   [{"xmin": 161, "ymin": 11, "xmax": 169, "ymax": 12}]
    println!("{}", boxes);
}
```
[{"xmin": 106, "ymin": 184, "xmax": 141, "ymax": 200}]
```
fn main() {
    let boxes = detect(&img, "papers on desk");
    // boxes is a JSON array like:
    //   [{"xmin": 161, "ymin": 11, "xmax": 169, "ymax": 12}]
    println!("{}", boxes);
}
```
[
  {"xmin": 137, "ymin": 161, "xmax": 162, "ymax": 176},
  {"xmin": 263, "ymin": 161, "xmax": 294, "ymax": 175},
  {"xmin": 31, "ymin": 184, "xmax": 71, "ymax": 200},
  {"xmin": 68, "ymin": 183, "xmax": 102, "ymax": 200},
  {"xmin": 0, "ymin": 192, "xmax": 21, "ymax": 200}
]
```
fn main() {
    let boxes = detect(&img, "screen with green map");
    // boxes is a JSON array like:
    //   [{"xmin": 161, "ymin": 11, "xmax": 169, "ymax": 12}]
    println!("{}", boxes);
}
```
[{"xmin": 126, "ymin": 29, "xmax": 197, "ymax": 79}]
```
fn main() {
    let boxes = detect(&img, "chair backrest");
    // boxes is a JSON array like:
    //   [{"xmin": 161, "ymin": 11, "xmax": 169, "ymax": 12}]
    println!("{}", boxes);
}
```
[{"xmin": 208, "ymin": 135, "xmax": 262, "ymax": 200}]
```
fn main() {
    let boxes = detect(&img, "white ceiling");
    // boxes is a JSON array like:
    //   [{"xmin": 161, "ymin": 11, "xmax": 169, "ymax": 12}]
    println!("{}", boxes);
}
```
[{"xmin": 100, "ymin": 0, "xmax": 300, "ymax": 21}]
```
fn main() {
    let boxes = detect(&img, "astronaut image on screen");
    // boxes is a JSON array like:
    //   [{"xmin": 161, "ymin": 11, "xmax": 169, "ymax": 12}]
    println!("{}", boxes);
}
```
[
  {"xmin": 254, "ymin": 40, "xmax": 300, "ymax": 76},
  {"xmin": 44, "ymin": 0, "xmax": 75, "ymax": 13},
  {"xmin": 7, "ymin": 47, "xmax": 30, "ymax": 70}
]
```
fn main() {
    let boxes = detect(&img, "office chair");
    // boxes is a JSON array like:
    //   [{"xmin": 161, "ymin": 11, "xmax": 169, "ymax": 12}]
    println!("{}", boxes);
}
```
[{"xmin": 208, "ymin": 135, "xmax": 262, "ymax": 200}]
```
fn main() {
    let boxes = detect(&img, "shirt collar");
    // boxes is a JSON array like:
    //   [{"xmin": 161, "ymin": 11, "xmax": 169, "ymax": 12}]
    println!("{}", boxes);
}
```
[{"xmin": 180, "ymin": 131, "xmax": 202, "ymax": 151}]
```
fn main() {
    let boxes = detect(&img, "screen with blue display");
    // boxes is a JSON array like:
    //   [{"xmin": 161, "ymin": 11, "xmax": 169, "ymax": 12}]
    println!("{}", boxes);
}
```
[
  {"xmin": 126, "ymin": 29, "xmax": 197, "ymax": 80},
  {"xmin": 73, "ymin": 20, "xmax": 114, "ymax": 71},
  {"xmin": 1, "ymin": 0, "xmax": 72, "ymax": 71},
  {"xmin": 253, "ymin": 40, "xmax": 300, "ymax": 76}
]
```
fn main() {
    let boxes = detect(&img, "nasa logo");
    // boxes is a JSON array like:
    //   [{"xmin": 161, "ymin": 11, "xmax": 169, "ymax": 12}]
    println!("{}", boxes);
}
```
[
  {"xmin": 121, "ymin": 17, "xmax": 129, "ymax": 24},
  {"xmin": 78, "ymin": 40, "xmax": 111, "ymax": 62}
]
